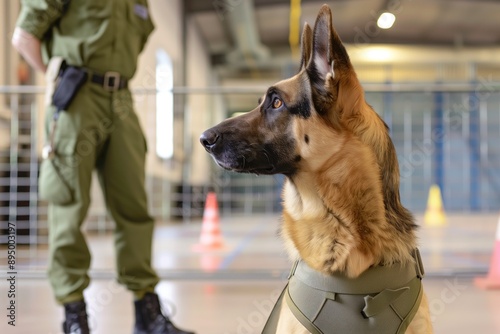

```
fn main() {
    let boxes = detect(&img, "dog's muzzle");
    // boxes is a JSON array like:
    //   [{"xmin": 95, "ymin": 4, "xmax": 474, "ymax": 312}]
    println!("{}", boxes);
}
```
[{"xmin": 200, "ymin": 129, "xmax": 219, "ymax": 153}]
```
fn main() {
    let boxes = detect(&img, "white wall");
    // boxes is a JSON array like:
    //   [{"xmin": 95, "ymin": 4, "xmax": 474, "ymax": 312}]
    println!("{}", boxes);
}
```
[
  {"xmin": 186, "ymin": 17, "xmax": 213, "ymax": 185},
  {"xmin": 131, "ymin": 0, "xmax": 215, "ymax": 186},
  {"xmin": 133, "ymin": 0, "xmax": 184, "ymax": 88},
  {"xmin": 131, "ymin": 0, "xmax": 183, "ymax": 181}
]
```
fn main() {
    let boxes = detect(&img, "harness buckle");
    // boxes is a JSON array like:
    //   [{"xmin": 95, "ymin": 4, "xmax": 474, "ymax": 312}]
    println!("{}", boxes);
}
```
[
  {"xmin": 103, "ymin": 71, "xmax": 121, "ymax": 91},
  {"xmin": 413, "ymin": 248, "xmax": 425, "ymax": 279},
  {"xmin": 288, "ymin": 260, "xmax": 300, "ymax": 280}
]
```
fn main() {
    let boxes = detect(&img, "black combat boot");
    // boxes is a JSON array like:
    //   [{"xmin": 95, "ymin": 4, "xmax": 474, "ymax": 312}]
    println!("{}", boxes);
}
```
[
  {"xmin": 134, "ymin": 292, "xmax": 195, "ymax": 334},
  {"xmin": 62, "ymin": 300, "xmax": 90, "ymax": 334}
]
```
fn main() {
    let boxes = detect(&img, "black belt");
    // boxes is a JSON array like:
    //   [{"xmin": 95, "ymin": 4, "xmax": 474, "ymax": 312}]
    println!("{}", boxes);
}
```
[
  {"xmin": 62, "ymin": 65, "xmax": 128, "ymax": 91},
  {"xmin": 90, "ymin": 71, "xmax": 128, "ymax": 91}
]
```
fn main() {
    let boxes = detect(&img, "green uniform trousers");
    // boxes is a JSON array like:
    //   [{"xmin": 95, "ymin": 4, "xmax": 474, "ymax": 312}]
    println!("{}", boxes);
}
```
[{"xmin": 41, "ymin": 82, "xmax": 159, "ymax": 304}]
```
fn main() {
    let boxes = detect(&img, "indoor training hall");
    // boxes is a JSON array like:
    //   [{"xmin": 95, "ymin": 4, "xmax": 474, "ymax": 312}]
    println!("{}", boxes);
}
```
[{"xmin": 1, "ymin": 0, "xmax": 500, "ymax": 333}]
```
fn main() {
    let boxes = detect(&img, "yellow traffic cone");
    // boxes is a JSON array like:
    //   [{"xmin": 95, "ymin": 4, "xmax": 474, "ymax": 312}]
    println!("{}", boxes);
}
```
[{"xmin": 424, "ymin": 184, "xmax": 446, "ymax": 227}]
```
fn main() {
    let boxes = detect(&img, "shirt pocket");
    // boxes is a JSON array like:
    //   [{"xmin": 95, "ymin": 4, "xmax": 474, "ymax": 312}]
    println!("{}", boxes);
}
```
[{"xmin": 78, "ymin": 0, "xmax": 111, "ymax": 19}]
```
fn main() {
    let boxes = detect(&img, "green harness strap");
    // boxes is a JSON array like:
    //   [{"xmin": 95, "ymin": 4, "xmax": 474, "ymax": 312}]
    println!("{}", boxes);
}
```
[{"xmin": 262, "ymin": 249, "xmax": 425, "ymax": 334}]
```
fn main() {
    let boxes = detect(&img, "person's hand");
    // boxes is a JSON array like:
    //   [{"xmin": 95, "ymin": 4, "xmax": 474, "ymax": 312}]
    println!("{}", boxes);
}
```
[{"xmin": 11, "ymin": 27, "xmax": 47, "ymax": 73}]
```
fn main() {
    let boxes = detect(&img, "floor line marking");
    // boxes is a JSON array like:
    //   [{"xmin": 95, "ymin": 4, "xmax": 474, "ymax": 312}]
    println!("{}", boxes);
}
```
[{"xmin": 218, "ymin": 219, "xmax": 271, "ymax": 270}]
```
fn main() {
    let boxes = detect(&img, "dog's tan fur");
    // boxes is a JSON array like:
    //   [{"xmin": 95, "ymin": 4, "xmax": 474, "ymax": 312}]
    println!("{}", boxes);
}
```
[
  {"xmin": 277, "ymin": 6, "xmax": 432, "ymax": 332},
  {"xmin": 276, "ymin": 84, "xmax": 432, "ymax": 332},
  {"xmin": 201, "ymin": 4, "xmax": 432, "ymax": 333}
]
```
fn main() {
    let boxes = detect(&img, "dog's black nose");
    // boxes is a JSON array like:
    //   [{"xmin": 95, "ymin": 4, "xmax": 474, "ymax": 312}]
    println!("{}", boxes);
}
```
[{"xmin": 200, "ymin": 130, "xmax": 220, "ymax": 152}]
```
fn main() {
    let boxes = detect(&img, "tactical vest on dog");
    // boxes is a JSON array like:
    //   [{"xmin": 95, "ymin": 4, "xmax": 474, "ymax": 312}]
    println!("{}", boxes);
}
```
[{"xmin": 262, "ymin": 249, "xmax": 425, "ymax": 334}]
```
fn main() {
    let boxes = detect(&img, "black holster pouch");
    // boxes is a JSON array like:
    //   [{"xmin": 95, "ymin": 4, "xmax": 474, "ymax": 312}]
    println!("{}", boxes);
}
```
[{"xmin": 52, "ymin": 66, "xmax": 88, "ymax": 111}]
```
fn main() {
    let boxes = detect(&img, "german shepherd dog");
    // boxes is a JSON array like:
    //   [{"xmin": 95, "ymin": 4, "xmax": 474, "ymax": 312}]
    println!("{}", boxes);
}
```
[{"xmin": 200, "ymin": 5, "xmax": 432, "ymax": 333}]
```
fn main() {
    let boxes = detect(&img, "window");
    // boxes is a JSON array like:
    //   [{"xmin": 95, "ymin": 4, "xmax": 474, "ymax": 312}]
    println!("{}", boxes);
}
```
[{"xmin": 155, "ymin": 49, "xmax": 173, "ymax": 159}]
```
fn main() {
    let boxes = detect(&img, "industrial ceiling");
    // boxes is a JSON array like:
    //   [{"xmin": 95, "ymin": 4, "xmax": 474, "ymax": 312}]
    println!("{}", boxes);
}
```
[{"xmin": 186, "ymin": 0, "xmax": 500, "ymax": 69}]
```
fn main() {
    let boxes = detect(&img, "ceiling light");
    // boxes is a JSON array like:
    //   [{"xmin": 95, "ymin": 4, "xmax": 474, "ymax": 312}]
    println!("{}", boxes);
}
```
[
  {"xmin": 364, "ymin": 47, "xmax": 394, "ymax": 62},
  {"xmin": 377, "ymin": 12, "xmax": 396, "ymax": 29}
]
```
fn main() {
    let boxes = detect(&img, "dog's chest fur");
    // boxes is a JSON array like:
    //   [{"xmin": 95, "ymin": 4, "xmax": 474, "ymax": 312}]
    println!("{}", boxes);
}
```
[
  {"xmin": 279, "ymin": 138, "xmax": 414, "ymax": 279},
  {"xmin": 281, "ymin": 175, "xmax": 371, "ymax": 278}
]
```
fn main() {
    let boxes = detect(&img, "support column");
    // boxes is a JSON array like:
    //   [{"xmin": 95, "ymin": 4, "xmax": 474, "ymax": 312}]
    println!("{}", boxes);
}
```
[
  {"xmin": 469, "ymin": 88, "xmax": 481, "ymax": 211},
  {"xmin": 433, "ymin": 92, "xmax": 445, "ymax": 198}
]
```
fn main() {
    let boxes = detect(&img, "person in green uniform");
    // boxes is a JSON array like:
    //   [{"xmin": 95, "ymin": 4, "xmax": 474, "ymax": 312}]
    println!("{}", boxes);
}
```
[{"xmin": 12, "ymin": 1, "xmax": 195, "ymax": 333}]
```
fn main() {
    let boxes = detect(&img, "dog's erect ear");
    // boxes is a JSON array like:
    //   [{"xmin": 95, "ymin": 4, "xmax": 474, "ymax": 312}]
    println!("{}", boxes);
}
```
[
  {"xmin": 299, "ymin": 23, "xmax": 313, "ymax": 71},
  {"xmin": 305, "ymin": 5, "xmax": 354, "ymax": 128},
  {"xmin": 308, "ymin": 5, "xmax": 351, "ymax": 81}
]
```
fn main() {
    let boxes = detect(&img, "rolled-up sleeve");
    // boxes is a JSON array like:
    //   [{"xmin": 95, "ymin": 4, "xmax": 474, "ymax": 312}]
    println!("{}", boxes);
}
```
[{"xmin": 16, "ymin": 0, "xmax": 65, "ymax": 40}]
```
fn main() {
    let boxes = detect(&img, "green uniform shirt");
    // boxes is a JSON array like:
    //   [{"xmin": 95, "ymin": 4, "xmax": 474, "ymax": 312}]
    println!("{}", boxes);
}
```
[{"xmin": 16, "ymin": 0, "xmax": 155, "ymax": 79}]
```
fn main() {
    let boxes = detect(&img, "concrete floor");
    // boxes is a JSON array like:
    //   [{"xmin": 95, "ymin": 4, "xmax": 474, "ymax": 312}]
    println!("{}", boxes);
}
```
[{"xmin": 1, "ymin": 213, "xmax": 500, "ymax": 333}]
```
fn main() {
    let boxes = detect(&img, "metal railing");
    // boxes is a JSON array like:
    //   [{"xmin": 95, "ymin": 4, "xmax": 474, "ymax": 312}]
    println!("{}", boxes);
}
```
[{"xmin": 0, "ymin": 83, "xmax": 499, "ymax": 247}]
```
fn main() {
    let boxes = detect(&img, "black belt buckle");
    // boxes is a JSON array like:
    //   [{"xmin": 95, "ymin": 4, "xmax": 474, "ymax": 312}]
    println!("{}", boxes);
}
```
[{"xmin": 103, "ymin": 71, "xmax": 121, "ymax": 91}]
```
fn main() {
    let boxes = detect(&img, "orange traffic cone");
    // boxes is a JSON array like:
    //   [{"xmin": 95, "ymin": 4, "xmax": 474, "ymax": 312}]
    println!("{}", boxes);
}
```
[
  {"xmin": 475, "ymin": 215, "xmax": 500, "ymax": 289},
  {"xmin": 193, "ymin": 192, "xmax": 225, "ymax": 252},
  {"xmin": 424, "ymin": 184, "xmax": 447, "ymax": 227},
  {"xmin": 199, "ymin": 253, "xmax": 222, "ymax": 273}
]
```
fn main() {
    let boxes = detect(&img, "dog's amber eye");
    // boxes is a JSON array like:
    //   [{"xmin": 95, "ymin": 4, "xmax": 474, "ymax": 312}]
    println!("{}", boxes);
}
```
[{"xmin": 272, "ymin": 97, "xmax": 283, "ymax": 109}]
